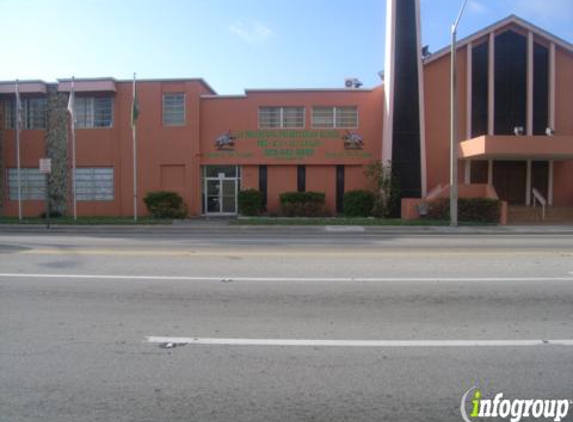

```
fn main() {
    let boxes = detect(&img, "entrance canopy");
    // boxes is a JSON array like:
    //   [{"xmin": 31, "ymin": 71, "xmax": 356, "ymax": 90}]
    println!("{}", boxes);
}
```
[{"xmin": 459, "ymin": 135, "xmax": 573, "ymax": 160}]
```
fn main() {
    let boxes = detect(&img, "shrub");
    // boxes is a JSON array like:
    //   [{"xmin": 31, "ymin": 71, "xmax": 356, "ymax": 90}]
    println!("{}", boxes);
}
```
[
  {"xmin": 143, "ymin": 191, "xmax": 188, "ymax": 219},
  {"xmin": 343, "ymin": 190, "xmax": 375, "ymax": 217},
  {"xmin": 363, "ymin": 161, "xmax": 401, "ymax": 218},
  {"xmin": 40, "ymin": 210, "xmax": 63, "ymax": 219},
  {"xmin": 427, "ymin": 198, "xmax": 501, "ymax": 223},
  {"xmin": 280, "ymin": 191, "xmax": 325, "ymax": 217},
  {"xmin": 238, "ymin": 189, "xmax": 264, "ymax": 216}
]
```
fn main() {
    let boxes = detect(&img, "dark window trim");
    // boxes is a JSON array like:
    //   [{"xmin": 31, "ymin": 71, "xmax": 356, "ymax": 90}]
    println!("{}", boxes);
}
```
[{"xmin": 297, "ymin": 165, "xmax": 306, "ymax": 193}]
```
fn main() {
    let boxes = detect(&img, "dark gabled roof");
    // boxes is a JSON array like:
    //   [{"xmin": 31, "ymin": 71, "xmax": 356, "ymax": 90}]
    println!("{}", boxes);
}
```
[{"xmin": 424, "ymin": 15, "xmax": 573, "ymax": 65}]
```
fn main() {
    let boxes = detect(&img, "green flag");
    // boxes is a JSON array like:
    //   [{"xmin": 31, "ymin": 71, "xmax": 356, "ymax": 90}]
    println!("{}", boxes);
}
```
[{"xmin": 131, "ymin": 76, "xmax": 139, "ymax": 127}]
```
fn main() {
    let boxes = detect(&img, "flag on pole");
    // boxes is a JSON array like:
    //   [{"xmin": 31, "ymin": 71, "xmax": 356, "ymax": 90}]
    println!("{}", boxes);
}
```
[
  {"xmin": 15, "ymin": 80, "xmax": 23, "ymax": 221},
  {"xmin": 67, "ymin": 83, "xmax": 75, "ymax": 124},
  {"xmin": 131, "ymin": 73, "xmax": 138, "ymax": 222},
  {"xmin": 131, "ymin": 78, "xmax": 139, "ymax": 127},
  {"xmin": 15, "ymin": 81, "xmax": 23, "ymax": 130},
  {"xmin": 68, "ymin": 77, "xmax": 77, "ymax": 220}
]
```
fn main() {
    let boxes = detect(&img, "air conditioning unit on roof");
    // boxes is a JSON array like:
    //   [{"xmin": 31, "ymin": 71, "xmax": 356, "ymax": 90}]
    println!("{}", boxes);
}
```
[{"xmin": 344, "ymin": 78, "xmax": 363, "ymax": 89}]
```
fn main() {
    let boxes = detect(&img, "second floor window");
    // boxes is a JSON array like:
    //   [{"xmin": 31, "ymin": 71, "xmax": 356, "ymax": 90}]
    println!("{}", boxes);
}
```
[
  {"xmin": 75, "ymin": 96, "xmax": 113, "ymax": 128},
  {"xmin": 4, "ymin": 97, "xmax": 47, "ymax": 130},
  {"xmin": 312, "ymin": 106, "xmax": 358, "ymax": 129},
  {"xmin": 259, "ymin": 106, "xmax": 305, "ymax": 129},
  {"xmin": 163, "ymin": 93, "xmax": 185, "ymax": 126}
]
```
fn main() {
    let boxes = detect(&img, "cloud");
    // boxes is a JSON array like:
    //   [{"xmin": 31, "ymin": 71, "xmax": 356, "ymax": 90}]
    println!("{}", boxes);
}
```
[
  {"xmin": 229, "ymin": 21, "xmax": 273, "ymax": 44},
  {"xmin": 467, "ymin": 0, "xmax": 488, "ymax": 15},
  {"xmin": 514, "ymin": 0, "xmax": 573, "ymax": 21}
]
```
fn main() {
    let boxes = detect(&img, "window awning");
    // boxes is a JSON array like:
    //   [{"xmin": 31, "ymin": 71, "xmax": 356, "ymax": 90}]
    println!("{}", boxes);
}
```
[
  {"xmin": 57, "ymin": 78, "xmax": 116, "ymax": 93},
  {"xmin": 0, "ymin": 81, "xmax": 48, "ymax": 94},
  {"xmin": 459, "ymin": 135, "xmax": 573, "ymax": 160}
]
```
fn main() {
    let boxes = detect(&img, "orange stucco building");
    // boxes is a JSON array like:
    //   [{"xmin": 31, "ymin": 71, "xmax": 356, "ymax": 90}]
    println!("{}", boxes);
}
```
[{"xmin": 1, "ymin": 12, "xmax": 572, "ymax": 221}]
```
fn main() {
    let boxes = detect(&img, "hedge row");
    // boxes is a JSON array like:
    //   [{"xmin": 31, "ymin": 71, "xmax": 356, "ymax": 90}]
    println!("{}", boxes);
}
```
[
  {"xmin": 238, "ymin": 189, "xmax": 264, "ymax": 216},
  {"xmin": 239, "ymin": 188, "xmax": 501, "ymax": 223},
  {"xmin": 280, "ymin": 192, "xmax": 326, "ymax": 217},
  {"xmin": 343, "ymin": 190, "xmax": 375, "ymax": 217},
  {"xmin": 143, "ymin": 191, "xmax": 188, "ymax": 219},
  {"xmin": 426, "ymin": 198, "xmax": 501, "ymax": 223}
]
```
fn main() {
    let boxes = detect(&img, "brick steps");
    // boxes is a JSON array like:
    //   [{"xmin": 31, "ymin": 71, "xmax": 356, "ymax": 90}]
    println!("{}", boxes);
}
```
[{"xmin": 507, "ymin": 206, "xmax": 573, "ymax": 224}]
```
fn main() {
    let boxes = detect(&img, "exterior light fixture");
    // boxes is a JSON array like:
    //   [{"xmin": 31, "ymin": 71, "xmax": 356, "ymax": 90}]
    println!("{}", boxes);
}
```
[
  {"xmin": 546, "ymin": 127, "xmax": 556, "ymax": 136},
  {"xmin": 513, "ymin": 126, "xmax": 525, "ymax": 136}
]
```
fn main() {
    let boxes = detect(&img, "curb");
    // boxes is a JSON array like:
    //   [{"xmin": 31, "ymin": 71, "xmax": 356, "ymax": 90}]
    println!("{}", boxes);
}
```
[{"xmin": 2, "ymin": 223, "xmax": 573, "ymax": 236}]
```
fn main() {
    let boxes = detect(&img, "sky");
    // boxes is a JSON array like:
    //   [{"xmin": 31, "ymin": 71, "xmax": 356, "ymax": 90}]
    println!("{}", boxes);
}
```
[{"xmin": 1, "ymin": 0, "xmax": 572, "ymax": 95}]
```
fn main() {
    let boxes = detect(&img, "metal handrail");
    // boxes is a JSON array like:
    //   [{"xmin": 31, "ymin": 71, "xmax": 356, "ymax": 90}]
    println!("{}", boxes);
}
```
[
  {"xmin": 531, "ymin": 188, "xmax": 546, "ymax": 221},
  {"xmin": 426, "ymin": 184, "xmax": 446, "ymax": 200}
]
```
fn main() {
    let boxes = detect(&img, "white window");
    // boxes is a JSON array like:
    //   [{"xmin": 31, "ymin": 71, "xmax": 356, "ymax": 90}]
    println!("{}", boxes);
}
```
[
  {"xmin": 311, "ymin": 107, "xmax": 334, "ymax": 128},
  {"xmin": 4, "ymin": 97, "xmax": 47, "ymax": 129},
  {"xmin": 312, "ymin": 106, "xmax": 358, "ymax": 128},
  {"xmin": 163, "ymin": 93, "xmax": 185, "ymax": 126},
  {"xmin": 75, "ymin": 96, "xmax": 113, "ymax": 128},
  {"xmin": 335, "ymin": 106, "xmax": 359, "ymax": 128},
  {"xmin": 75, "ymin": 168, "xmax": 114, "ymax": 201},
  {"xmin": 259, "ymin": 107, "xmax": 281, "ymax": 128},
  {"xmin": 8, "ymin": 168, "xmax": 46, "ymax": 200},
  {"xmin": 259, "ymin": 106, "xmax": 305, "ymax": 129}
]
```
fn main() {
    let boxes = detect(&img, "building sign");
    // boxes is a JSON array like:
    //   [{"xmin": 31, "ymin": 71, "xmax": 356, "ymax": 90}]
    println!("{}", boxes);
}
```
[
  {"xmin": 342, "ymin": 130, "xmax": 364, "ymax": 150},
  {"xmin": 215, "ymin": 131, "xmax": 236, "ymax": 150},
  {"xmin": 205, "ymin": 129, "xmax": 372, "ymax": 161},
  {"xmin": 39, "ymin": 158, "xmax": 52, "ymax": 174}
]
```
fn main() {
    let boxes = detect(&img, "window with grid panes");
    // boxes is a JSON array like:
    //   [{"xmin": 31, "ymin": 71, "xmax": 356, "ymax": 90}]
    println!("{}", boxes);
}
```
[
  {"xmin": 75, "ymin": 168, "xmax": 114, "ymax": 201},
  {"xmin": 312, "ymin": 106, "xmax": 357, "ymax": 128},
  {"xmin": 259, "ymin": 106, "xmax": 305, "ymax": 129},
  {"xmin": 311, "ymin": 107, "xmax": 335, "ymax": 128},
  {"xmin": 163, "ymin": 93, "xmax": 185, "ymax": 126},
  {"xmin": 4, "ymin": 98, "xmax": 47, "ymax": 129},
  {"xmin": 74, "ymin": 96, "xmax": 113, "ymax": 128},
  {"xmin": 282, "ymin": 107, "xmax": 305, "ymax": 128},
  {"xmin": 335, "ymin": 106, "xmax": 358, "ymax": 128},
  {"xmin": 258, "ymin": 107, "xmax": 282, "ymax": 128},
  {"xmin": 8, "ymin": 168, "xmax": 46, "ymax": 200}
]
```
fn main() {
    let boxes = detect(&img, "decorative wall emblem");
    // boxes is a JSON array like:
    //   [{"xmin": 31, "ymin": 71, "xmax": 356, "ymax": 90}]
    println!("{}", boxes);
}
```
[
  {"xmin": 215, "ymin": 131, "xmax": 237, "ymax": 150},
  {"xmin": 342, "ymin": 130, "xmax": 364, "ymax": 150}
]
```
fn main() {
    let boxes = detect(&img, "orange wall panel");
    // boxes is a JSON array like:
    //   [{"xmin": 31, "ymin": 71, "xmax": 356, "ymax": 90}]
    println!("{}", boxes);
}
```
[
  {"xmin": 199, "ymin": 88, "xmax": 383, "ymax": 167},
  {"xmin": 553, "ymin": 161, "xmax": 573, "ymax": 206},
  {"xmin": 241, "ymin": 165, "xmax": 259, "ymax": 191},
  {"xmin": 267, "ymin": 166, "xmax": 297, "ymax": 214},
  {"xmin": 345, "ymin": 165, "xmax": 369, "ymax": 192},
  {"xmin": 306, "ymin": 166, "xmax": 336, "ymax": 215},
  {"xmin": 161, "ymin": 164, "xmax": 186, "ymax": 189},
  {"xmin": 555, "ymin": 47, "xmax": 573, "ymax": 136},
  {"xmin": 3, "ymin": 130, "xmax": 46, "ymax": 167}
]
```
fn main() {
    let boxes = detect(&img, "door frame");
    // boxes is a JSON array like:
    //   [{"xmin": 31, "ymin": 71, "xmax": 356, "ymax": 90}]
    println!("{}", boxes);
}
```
[{"xmin": 202, "ymin": 166, "xmax": 240, "ymax": 216}]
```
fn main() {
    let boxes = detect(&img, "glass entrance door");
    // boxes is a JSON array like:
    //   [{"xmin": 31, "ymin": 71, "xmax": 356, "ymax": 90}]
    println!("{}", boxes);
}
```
[
  {"xmin": 206, "ymin": 179, "xmax": 222, "ymax": 214},
  {"xmin": 221, "ymin": 179, "xmax": 237, "ymax": 213},
  {"xmin": 203, "ymin": 166, "xmax": 240, "ymax": 215}
]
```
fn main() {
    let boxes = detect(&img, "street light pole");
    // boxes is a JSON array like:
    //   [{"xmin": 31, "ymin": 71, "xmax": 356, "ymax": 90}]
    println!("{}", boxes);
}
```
[{"xmin": 450, "ymin": 0, "xmax": 468, "ymax": 227}]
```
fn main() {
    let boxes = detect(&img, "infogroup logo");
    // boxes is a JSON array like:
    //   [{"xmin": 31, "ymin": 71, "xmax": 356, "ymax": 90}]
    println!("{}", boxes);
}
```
[{"xmin": 460, "ymin": 387, "xmax": 572, "ymax": 422}]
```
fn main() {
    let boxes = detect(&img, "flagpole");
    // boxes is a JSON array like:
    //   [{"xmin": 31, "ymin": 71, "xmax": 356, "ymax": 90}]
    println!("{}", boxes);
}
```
[
  {"xmin": 70, "ymin": 77, "xmax": 77, "ymax": 220},
  {"xmin": 15, "ymin": 80, "xmax": 22, "ymax": 222},
  {"xmin": 132, "ymin": 73, "xmax": 138, "ymax": 223}
]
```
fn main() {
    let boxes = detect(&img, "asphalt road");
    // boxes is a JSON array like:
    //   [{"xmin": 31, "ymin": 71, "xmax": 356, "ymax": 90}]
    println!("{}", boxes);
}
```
[{"xmin": 1, "ymin": 229, "xmax": 573, "ymax": 421}]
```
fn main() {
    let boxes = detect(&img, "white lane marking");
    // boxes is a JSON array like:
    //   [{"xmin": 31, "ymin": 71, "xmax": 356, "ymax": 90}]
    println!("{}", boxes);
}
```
[
  {"xmin": 1, "ymin": 273, "xmax": 573, "ymax": 282},
  {"xmin": 147, "ymin": 337, "xmax": 573, "ymax": 347},
  {"xmin": 325, "ymin": 226, "xmax": 366, "ymax": 232}
]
